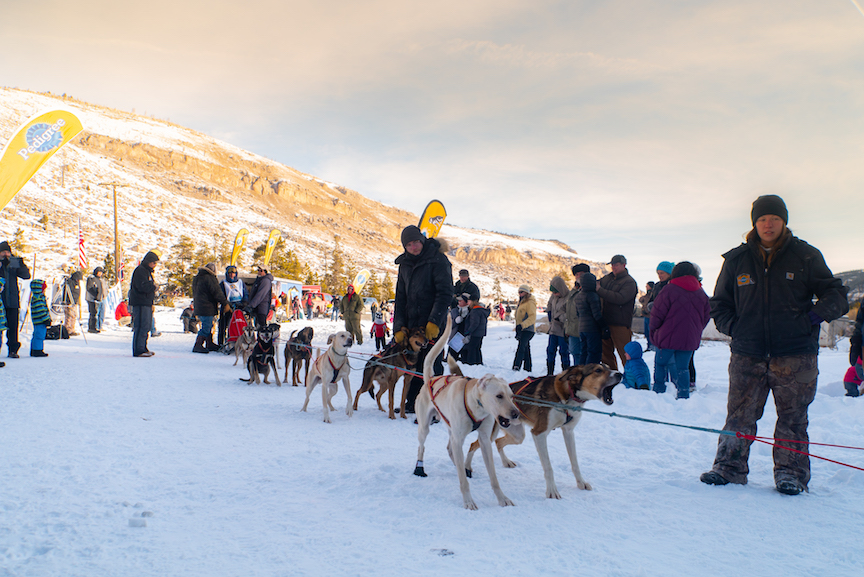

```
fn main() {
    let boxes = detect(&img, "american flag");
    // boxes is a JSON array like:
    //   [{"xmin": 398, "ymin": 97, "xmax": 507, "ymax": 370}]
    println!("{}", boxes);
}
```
[{"xmin": 77, "ymin": 222, "xmax": 87, "ymax": 270}]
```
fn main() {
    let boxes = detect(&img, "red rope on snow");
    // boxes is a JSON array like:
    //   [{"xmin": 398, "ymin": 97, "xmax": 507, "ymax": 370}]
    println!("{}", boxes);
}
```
[{"xmin": 736, "ymin": 432, "xmax": 864, "ymax": 472}]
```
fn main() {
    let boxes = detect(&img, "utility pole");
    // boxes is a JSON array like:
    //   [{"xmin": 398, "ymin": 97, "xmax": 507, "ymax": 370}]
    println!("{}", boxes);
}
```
[{"xmin": 98, "ymin": 182, "xmax": 127, "ymax": 296}]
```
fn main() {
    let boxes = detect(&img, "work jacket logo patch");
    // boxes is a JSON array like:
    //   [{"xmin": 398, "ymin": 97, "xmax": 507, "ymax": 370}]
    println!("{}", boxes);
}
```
[{"xmin": 737, "ymin": 274, "xmax": 755, "ymax": 287}]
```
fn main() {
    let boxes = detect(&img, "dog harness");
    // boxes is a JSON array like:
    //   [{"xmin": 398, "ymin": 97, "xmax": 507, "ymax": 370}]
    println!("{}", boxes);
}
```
[
  {"xmin": 428, "ymin": 375, "xmax": 484, "ymax": 431},
  {"xmin": 315, "ymin": 351, "xmax": 348, "ymax": 384},
  {"xmin": 512, "ymin": 376, "xmax": 586, "ymax": 425},
  {"xmin": 253, "ymin": 341, "xmax": 275, "ymax": 371}
]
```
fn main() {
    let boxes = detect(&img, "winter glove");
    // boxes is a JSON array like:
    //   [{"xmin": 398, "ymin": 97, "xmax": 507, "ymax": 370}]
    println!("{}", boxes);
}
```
[
  {"xmin": 600, "ymin": 324, "xmax": 611, "ymax": 341},
  {"xmin": 455, "ymin": 315, "xmax": 463, "ymax": 324},
  {"xmin": 425, "ymin": 322, "xmax": 440, "ymax": 340},
  {"xmin": 462, "ymin": 335, "xmax": 471, "ymax": 344},
  {"xmin": 808, "ymin": 311, "xmax": 823, "ymax": 325},
  {"xmin": 394, "ymin": 327, "xmax": 408, "ymax": 344},
  {"xmin": 515, "ymin": 325, "xmax": 522, "ymax": 339}
]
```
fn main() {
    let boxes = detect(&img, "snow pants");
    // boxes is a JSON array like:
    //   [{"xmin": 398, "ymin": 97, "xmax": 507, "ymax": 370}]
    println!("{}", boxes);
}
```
[
  {"xmin": 513, "ymin": 330, "xmax": 534, "ymax": 371},
  {"xmin": 131, "ymin": 305, "xmax": 153, "ymax": 356},
  {"xmin": 601, "ymin": 325, "xmax": 631, "ymax": 371},
  {"xmin": 546, "ymin": 334, "xmax": 570, "ymax": 372},
  {"xmin": 344, "ymin": 316, "xmax": 363, "ymax": 344},
  {"xmin": 579, "ymin": 331, "xmax": 602, "ymax": 365},
  {"xmin": 709, "ymin": 353, "xmax": 818, "ymax": 487},
  {"xmin": 1, "ymin": 308, "xmax": 20, "ymax": 355}
]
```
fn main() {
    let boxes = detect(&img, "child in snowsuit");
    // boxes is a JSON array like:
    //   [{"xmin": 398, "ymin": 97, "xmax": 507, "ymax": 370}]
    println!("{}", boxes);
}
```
[
  {"xmin": 844, "ymin": 360, "xmax": 863, "ymax": 397},
  {"xmin": 622, "ymin": 341, "xmax": 650, "ymax": 390},
  {"xmin": 370, "ymin": 312, "xmax": 390, "ymax": 351},
  {"xmin": 29, "ymin": 279, "xmax": 51, "ymax": 357}
]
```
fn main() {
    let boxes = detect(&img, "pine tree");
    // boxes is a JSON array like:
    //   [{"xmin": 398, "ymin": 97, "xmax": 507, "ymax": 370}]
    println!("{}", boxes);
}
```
[
  {"xmin": 10, "ymin": 227, "xmax": 29, "ymax": 255},
  {"xmin": 103, "ymin": 252, "xmax": 117, "ymax": 284},
  {"xmin": 492, "ymin": 278, "xmax": 503, "ymax": 303},
  {"xmin": 366, "ymin": 272, "xmax": 381, "ymax": 303},
  {"xmin": 165, "ymin": 235, "xmax": 198, "ymax": 295},
  {"xmin": 381, "ymin": 273, "xmax": 395, "ymax": 302}
]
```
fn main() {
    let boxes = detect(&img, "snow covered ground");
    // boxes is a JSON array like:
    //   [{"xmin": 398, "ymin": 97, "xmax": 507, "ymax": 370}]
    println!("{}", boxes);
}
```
[{"xmin": 1, "ymin": 310, "xmax": 863, "ymax": 576}]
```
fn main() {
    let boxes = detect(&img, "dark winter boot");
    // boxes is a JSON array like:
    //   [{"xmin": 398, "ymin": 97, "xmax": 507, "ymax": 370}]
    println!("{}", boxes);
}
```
[
  {"xmin": 546, "ymin": 362, "xmax": 555, "ymax": 376},
  {"xmin": 206, "ymin": 334, "xmax": 220, "ymax": 352},
  {"xmin": 30, "ymin": 350, "xmax": 49, "ymax": 358},
  {"xmin": 192, "ymin": 335, "xmax": 209, "ymax": 354}
]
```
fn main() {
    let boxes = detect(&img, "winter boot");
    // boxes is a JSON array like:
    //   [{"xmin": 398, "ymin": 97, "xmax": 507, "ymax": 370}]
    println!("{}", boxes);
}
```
[
  {"xmin": 206, "ymin": 334, "xmax": 220, "ymax": 352},
  {"xmin": 546, "ymin": 362, "xmax": 555, "ymax": 376},
  {"xmin": 192, "ymin": 335, "xmax": 209, "ymax": 354},
  {"xmin": 30, "ymin": 350, "xmax": 49, "ymax": 358}
]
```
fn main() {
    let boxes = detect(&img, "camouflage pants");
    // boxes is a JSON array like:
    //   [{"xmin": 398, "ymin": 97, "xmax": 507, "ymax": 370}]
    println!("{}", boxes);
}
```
[{"xmin": 710, "ymin": 353, "xmax": 818, "ymax": 486}]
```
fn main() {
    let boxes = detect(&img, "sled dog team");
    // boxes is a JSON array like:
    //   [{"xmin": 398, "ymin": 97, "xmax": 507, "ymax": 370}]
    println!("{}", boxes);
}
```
[{"xmin": 239, "ymin": 316, "xmax": 622, "ymax": 510}]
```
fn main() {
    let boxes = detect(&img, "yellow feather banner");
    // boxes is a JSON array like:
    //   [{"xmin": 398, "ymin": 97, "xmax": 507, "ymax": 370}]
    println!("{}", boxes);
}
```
[
  {"xmin": 230, "ymin": 228, "xmax": 249, "ymax": 266},
  {"xmin": 263, "ymin": 229, "xmax": 281, "ymax": 267},
  {"xmin": 417, "ymin": 199, "xmax": 447, "ymax": 239},
  {"xmin": 0, "ymin": 109, "xmax": 84, "ymax": 212},
  {"xmin": 351, "ymin": 269, "xmax": 371, "ymax": 294}
]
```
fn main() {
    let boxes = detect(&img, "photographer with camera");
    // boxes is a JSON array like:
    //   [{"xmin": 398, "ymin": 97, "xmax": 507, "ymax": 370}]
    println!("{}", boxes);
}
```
[{"xmin": 0, "ymin": 240, "xmax": 31, "ymax": 359}]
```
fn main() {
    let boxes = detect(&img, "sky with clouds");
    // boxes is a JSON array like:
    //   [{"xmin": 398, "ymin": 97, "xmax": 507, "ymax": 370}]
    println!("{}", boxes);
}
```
[{"xmin": 1, "ymin": 0, "xmax": 862, "ymax": 288}]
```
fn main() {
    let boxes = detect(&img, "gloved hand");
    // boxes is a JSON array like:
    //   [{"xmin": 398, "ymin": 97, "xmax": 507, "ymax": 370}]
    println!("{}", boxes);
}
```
[
  {"xmin": 394, "ymin": 327, "xmax": 408, "ymax": 344},
  {"xmin": 515, "ymin": 325, "xmax": 522, "ymax": 339},
  {"xmin": 462, "ymin": 335, "xmax": 471, "ymax": 344},
  {"xmin": 455, "ymin": 315, "xmax": 463, "ymax": 324},
  {"xmin": 425, "ymin": 322, "xmax": 439, "ymax": 340},
  {"xmin": 808, "ymin": 311, "xmax": 823, "ymax": 325}
]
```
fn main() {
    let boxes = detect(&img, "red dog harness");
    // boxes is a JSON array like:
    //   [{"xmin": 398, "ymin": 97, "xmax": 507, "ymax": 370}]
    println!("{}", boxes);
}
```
[
  {"xmin": 316, "ymin": 351, "xmax": 348, "ymax": 384},
  {"xmin": 428, "ymin": 375, "xmax": 483, "ymax": 431}
]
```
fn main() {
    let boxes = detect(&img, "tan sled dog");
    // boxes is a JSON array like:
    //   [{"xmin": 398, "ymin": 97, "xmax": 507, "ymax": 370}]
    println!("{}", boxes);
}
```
[
  {"xmin": 465, "ymin": 364, "xmax": 621, "ymax": 499},
  {"xmin": 301, "ymin": 331, "xmax": 354, "ymax": 423},
  {"xmin": 413, "ymin": 315, "xmax": 523, "ymax": 510},
  {"xmin": 352, "ymin": 327, "xmax": 427, "ymax": 419}
]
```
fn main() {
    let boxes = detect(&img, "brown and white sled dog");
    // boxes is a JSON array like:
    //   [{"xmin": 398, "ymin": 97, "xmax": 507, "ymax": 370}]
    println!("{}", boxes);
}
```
[
  {"xmin": 284, "ymin": 326, "xmax": 314, "ymax": 386},
  {"xmin": 301, "ymin": 331, "xmax": 354, "ymax": 423},
  {"xmin": 413, "ymin": 315, "xmax": 523, "ymax": 510},
  {"xmin": 465, "ymin": 364, "xmax": 621, "ymax": 499},
  {"xmin": 352, "ymin": 327, "xmax": 427, "ymax": 419}
]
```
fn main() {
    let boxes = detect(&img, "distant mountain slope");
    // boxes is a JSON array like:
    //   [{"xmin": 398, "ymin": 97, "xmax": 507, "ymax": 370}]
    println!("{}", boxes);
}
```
[
  {"xmin": 0, "ymin": 87, "xmax": 604, "ymax": 301},
  {"xmin": 838, "ymin": 270, "xmax": 864, "ymax": 303}
]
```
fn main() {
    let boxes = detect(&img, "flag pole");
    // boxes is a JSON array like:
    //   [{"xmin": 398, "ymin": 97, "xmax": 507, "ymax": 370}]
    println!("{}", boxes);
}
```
[{"xmin": 99, "ymin": 182, "xmax": 126, "ymax": 298}]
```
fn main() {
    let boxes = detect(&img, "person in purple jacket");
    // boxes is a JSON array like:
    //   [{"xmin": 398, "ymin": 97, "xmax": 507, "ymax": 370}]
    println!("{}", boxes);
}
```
[{"xmin": 650, "ymin": 261, "xmax": 710, "ymax": 399}]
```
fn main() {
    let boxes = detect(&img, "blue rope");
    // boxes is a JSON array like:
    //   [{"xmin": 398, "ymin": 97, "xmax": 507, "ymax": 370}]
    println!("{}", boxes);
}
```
[{"xmin": 513, "ymin": 395, "xmax": 737, "ymax": 437}]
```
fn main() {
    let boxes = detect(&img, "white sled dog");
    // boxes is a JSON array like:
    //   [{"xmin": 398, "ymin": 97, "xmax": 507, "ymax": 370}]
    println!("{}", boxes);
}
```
[
  {"xmin": 413, "ymin": 314, "xmax": 524, "ymax": 510},
  {"xmin": 301, "ymin": 331, "xmax": 354, "ymax": 423}
]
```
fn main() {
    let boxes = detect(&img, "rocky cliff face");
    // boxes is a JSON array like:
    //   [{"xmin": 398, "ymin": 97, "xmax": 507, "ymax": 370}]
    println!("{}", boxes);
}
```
[{"xmin": 1, "ymin": 87, "xmax": 605, "ymax": 302}]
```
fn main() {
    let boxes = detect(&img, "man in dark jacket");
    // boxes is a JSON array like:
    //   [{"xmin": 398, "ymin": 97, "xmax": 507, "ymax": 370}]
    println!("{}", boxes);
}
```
[
  {"xmin": 192, "ymin": 262, "xmax": 229, "ymax": 353},
  {"xmin": 129, "ymin": 250, "xmax": 160, "ymax": 357},
  {"xmin": 393, "ymin": 225, "xmax": 453, "ymax": 413},
  {"xmin": 248, "ymin": 266, "xmax": 274, "ymax": 328},
  {"xmin": 452, "ymin": 269, "xmax": 480, "ymax": 308},
  {"xmin": 85, "ymin": 267, "xmax": 107, "ymax": 333},
  {"xmin": 701, "ymin": 195, "xmax": 848, "ymax": 496},
  {"xmin": 0, "ymin": 240, "xmax": 31, "ymax": 358},
  {"xmin": 63, "ymin": 270, "xmax": 84, "ymax": 337},
  {"xmin": 597, "ymin": 255, "xmax": 638, "ymax": 370}
]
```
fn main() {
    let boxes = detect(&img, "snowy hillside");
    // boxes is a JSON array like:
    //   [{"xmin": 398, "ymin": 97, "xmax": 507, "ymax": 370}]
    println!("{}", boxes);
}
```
[{"xmin": 0, "ymin": 87, "xmax": 600, "ymax": 301}]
